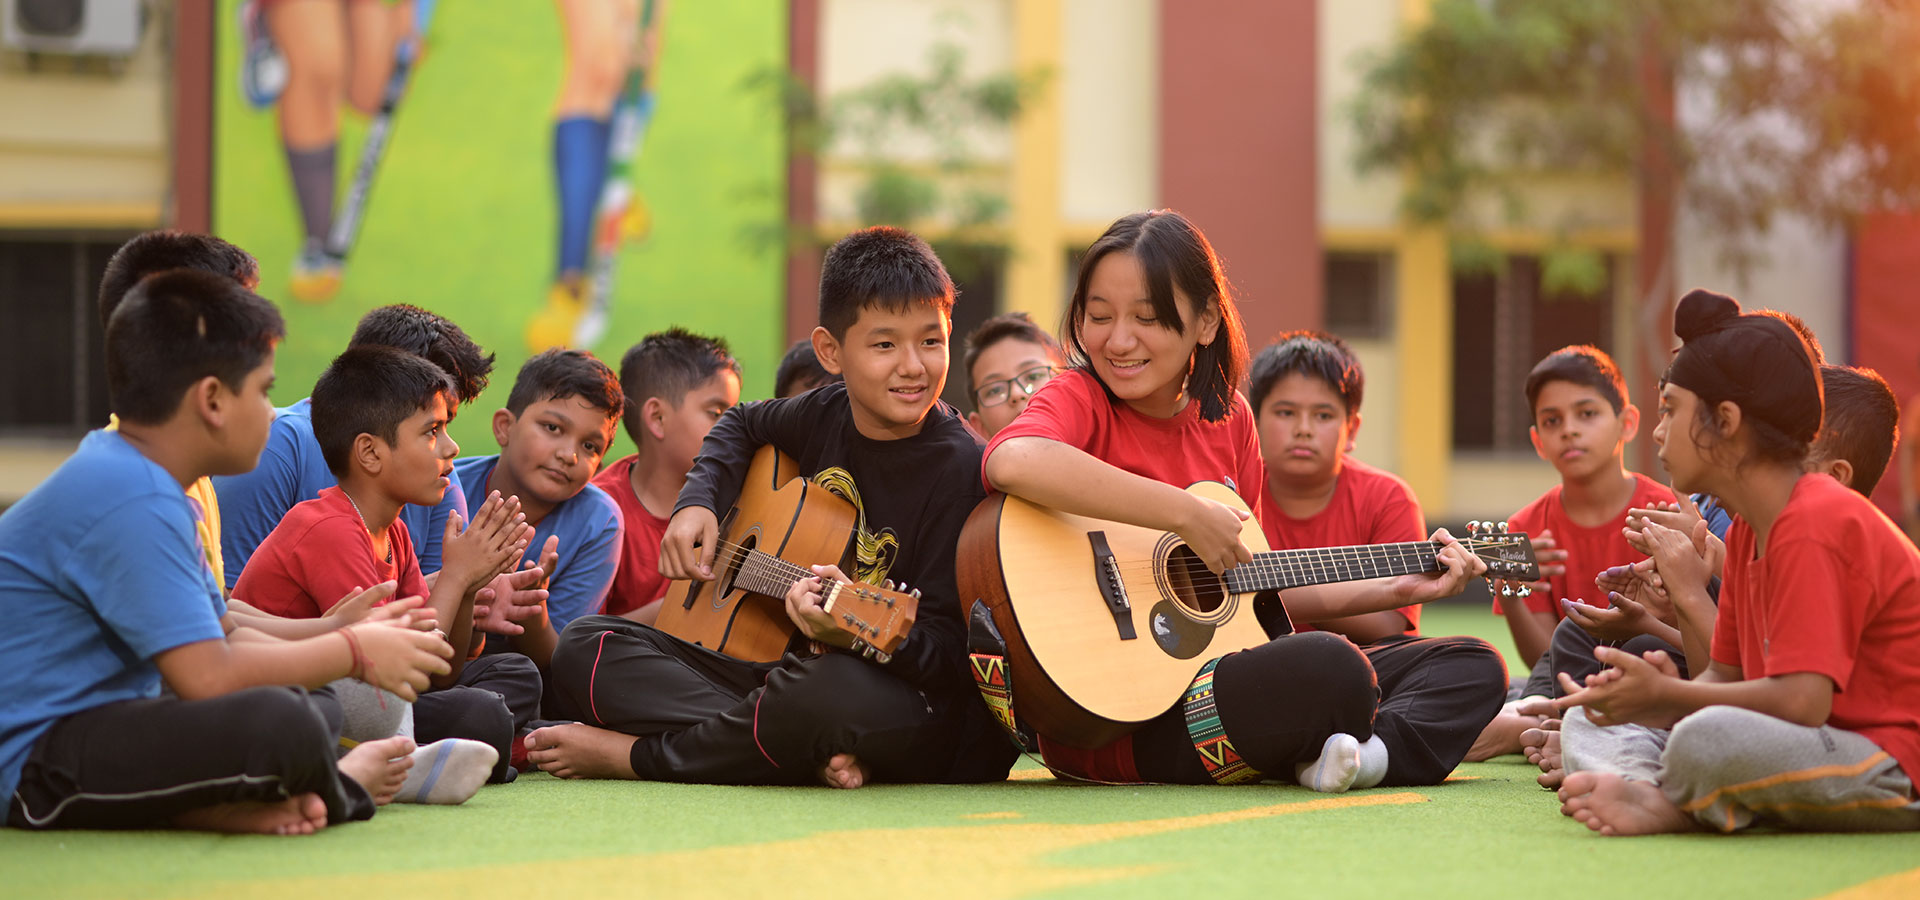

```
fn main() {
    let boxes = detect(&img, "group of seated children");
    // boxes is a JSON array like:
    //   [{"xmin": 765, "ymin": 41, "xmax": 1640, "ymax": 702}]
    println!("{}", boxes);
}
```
[{"xmin": 3, "ymin": 210, "xmax": 1913, "ymax": 841}]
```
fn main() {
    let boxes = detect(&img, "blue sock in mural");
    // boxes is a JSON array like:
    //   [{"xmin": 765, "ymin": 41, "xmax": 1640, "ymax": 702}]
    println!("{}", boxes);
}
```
[{"xmin": 553, "ymin": 116, "xmax": 612, "ymax": 278}]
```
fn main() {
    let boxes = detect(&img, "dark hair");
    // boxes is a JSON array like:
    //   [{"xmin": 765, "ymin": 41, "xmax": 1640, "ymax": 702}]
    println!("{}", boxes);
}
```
[
  {"xmin": 774, "ymin": 338, "xmax": 839, "ymax": 398},
  {"xmin": 817, "ymin": 226, "xmax": 955, "ymax": 340},
  {"xmin": 1667, "ymin": 289, "xmax": 1822, "ymax": 471},
  {"xmin": 107, "ymin": 270, "xmax": 285, "ymax": 425},
  {"xmin": 1248, "ymin": 330, "xmax": 1364, "ymax": 416},
  {"xmin": 1814, "ymin": 365, "xmax": 1899, "ymax": 495},
  {"xmin": 348, "ymin": 305, "xmax": 495, "ymax": 403},
  {"xmin": 311, "ymin": 345, "xmax": 456, "ymax": 479},
  {"xmin": 1063, "ymin": 210, "xmax": 1249, "ymax": 423},
  {"xmin": 962, "ymin": 312, "xmax": 1064, "ymax": 399},
  {"xmin": 99, "ymin": 231, "xmax": 258, "ymax": 328},
  {"xmin": 1525, "ymin": 345, "xmax": 1627, "ymax": 417},
  {"xmin": 506, "ymin": 349, "xmax": 625, "ymax": 424},
  {"xmin": 617, "ymin": 328, "xmax": 739, "ymax": 446}
]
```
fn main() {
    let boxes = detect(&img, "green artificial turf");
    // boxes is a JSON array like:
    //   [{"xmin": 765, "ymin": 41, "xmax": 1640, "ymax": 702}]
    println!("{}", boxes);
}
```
[{"xmin": 3, "ymin": 603, "xmax": 1915, "ymax": 900}]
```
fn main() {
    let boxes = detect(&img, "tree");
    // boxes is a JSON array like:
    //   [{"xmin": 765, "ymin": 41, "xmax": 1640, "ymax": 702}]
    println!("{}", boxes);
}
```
[{"xmin": 1350, "ymin": 0, "xmax": 1920, "ymax": 466}]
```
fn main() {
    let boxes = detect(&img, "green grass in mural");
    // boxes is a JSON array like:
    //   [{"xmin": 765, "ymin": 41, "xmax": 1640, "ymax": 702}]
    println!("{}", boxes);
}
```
[
  {"xmin": 4, "ymin": 603, "xmax": 1915, "ymax": 900},
  {"xmin": 214, "ymin": 0, "xmax": 789, "ymax": 459}
]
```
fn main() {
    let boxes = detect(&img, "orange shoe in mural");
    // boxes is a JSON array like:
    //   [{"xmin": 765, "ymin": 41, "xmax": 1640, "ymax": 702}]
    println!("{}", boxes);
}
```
[
  {"xmin": 288, "ymin": 246, "xmax": 343, "ymax": 304},
  {"xmin": 527, "ymin": 278, "xmax": 587, "ymax": 351}
]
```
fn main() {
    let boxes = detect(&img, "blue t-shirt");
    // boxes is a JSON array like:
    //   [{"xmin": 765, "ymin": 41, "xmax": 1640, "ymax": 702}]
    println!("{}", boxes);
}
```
[
  {"xmin": 0, "ymin": 432, "xmax": 228, "ymax": 805},
  {"xmin": 453, "ymin": 455, "xmax": 623, "ymax": 632},
  {"xmin": 213, "ymin": 397, "xmax": 467, "ymax": 591}
]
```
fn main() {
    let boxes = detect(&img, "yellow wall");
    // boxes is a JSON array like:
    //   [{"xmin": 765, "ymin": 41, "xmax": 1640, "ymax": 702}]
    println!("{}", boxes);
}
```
[{"xmin": 0, "ymin": 25, "xmax": 171, "ymax": 227}]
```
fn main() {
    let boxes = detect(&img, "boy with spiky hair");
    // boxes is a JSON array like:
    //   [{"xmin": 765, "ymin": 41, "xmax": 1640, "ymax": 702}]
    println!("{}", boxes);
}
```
[
  {"xmin": 526, "ymin": 226, "xmax": 1015, "ymax": 788},
  {"xmin": 235, "ymin": 345, "xmax": 535, "ymax": 792},
  {"xmin": 590, "ymin": 329, "xmax": 739, "ymax": 623},
  {"xmin": 2, "ymin": 271, "xmax": 450, "ymax": 833},
  {"xmin": 774, "ymin": 337, "xmax": 838, "ymax": 399},
  {"xmin": 455, "ymin": 348, "xmax": 627, "ymax": 665},
  {"xmin": 961, "ymin": 311, "xmax": 1066, "ymax": 439},
  {"xmin": 216, "ymin": 304, "xmax": 497, "ymax": 588}
]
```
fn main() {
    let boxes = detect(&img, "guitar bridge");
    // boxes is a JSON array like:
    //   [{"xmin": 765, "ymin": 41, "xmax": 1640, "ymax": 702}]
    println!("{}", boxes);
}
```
[{"xmin": 1087, "ymin": 531, "xmax": 1136, "ymax": 641}]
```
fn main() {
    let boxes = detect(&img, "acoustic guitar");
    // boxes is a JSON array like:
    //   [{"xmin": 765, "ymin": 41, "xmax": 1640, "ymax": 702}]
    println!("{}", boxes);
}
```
[
  {"xmin": 957, "ymin": 483, "xmax": 1539, "ymax": 749},
  {"xmin": 655, "ymin": 445, "xmax": 919, "ymax": 663}
]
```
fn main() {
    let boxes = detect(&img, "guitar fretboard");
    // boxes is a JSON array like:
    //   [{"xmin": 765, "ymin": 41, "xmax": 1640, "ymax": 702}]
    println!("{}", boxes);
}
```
[
  {"xmin": 720, "ymin": 546, "xmax": 816, "ymax": 599},
  {"xmin": 1222, "ymin": 541, "xmax": 1444, "ymax": 594}
]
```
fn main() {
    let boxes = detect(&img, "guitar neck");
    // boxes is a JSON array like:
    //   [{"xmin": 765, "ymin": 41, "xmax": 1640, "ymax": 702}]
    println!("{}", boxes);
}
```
[
  {"xmin": 729, "ymin": 548, "xmax": 814, "ymax": 599},
  {"xmin": 1223, "ymin": 541, "xmax": 1444, "ymax": 594}
]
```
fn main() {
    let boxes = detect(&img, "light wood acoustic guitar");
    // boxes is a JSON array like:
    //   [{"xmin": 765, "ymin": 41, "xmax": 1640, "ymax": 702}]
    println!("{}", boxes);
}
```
[
  {"xmin": 655, "ymin": 445, "xmax": 919, "ymax": 663},
  {"xmin": 957, "ymin": 482, "xmax": 1540, "ymax": 749}
]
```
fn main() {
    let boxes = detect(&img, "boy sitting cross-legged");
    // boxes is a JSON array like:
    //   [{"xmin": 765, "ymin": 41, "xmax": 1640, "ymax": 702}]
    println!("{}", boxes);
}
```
[
  {"xmin": 525, "ymin": 226, "xmax": 1017, "ymax": 787},
  {"xmin": 1247, "ymin": 331, "xmax": 1510, "ymax": 786},
  {"xmin": 234, "ymin": 345, "xmax": 536, "ymax": 795},
  {"xmin": 455, "ymin": 348, "xmax": 627, "ymax": 666},
  {"xmin": 1, "ymin": 271, "xmax": 451, "ymax": 834},
  {"xmin": 1473, "ymin": 345, "xmax": 1677, "ymax": 759},
  {"xmin": 590, "ymin": 330, "xmax": 741, "ymax": 624}
]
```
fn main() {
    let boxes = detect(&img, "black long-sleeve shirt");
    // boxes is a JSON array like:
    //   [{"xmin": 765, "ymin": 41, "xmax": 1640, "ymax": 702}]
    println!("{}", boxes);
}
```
[{"xmin": 674, "ymin": 383, "xmax": 985, "ymax": 698}]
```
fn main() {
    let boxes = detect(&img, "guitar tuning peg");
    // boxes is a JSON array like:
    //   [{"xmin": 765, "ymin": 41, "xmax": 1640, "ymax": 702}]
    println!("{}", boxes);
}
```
[
  {"xmin": 874, "ymin": 651, "xmax": 892, "ymax": 664},
  {"xmin": 1500, "ymin": 584, "xmax": 1514, "ymax": 598},
  {"xmin": 909, "ymin": 588, "xmax": 922, "ymax": 600},
  {"xmin": 1498, "ymin": 521, "xmax": 1510, "ymax": 534},
  {"xmin": 1467, "ymin": 520, "xmax": 1481, "ymax": 534},
  {"xmin": 1517, "ymin": 586, "xmax": 1533, "ymax": 599},
  {"xmin": 883, "ymin": 579, "xmax": 896, "ymax": 591}
]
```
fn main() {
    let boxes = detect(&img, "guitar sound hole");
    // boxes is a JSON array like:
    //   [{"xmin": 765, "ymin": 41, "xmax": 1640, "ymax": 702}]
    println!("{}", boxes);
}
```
[
  {"xmin": 715, "ymin": 533, "xmax": 756, "ymax": 596},
  {"xmin": 1166, "ymin": 545, "xmax": 1225, "ymax": 614}
]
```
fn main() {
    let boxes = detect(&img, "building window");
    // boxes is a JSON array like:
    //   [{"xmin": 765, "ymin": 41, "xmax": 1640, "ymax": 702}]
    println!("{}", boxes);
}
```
[
  {"xmin": 1452, "ymin": 254, "xmax": 1615, "ymax": 452},
  {"xmin": 1324, "ymin": 251, "xmax": 1394, "ymax": 338},
  {"xmin": 0, "ymin": 232, "xmax": 133, "ymax": 436}
]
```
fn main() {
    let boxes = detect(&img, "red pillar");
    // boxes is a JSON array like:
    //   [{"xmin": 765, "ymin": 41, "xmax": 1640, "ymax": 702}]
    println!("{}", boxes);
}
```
[
  {"xmin": 784, "ymin": 0, "xmax": 822, "ymax": 347},
  {"xmin": 173, "ymin": 0, "xmax": 215, "ymax": 232},
  {"xmin": 1632, "ymin": 31, "xmax": 1677, "ymax": 475},
  {"xmin": 1158, "ymin": 0, "xmax": 1320, "ymax": 348}
]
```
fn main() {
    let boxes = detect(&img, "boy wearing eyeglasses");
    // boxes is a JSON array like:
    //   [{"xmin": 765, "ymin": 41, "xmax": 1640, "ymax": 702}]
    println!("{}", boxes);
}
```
[{"xmin": 962, "ymin": 312, "xmax": 1067, "ymax": 439}]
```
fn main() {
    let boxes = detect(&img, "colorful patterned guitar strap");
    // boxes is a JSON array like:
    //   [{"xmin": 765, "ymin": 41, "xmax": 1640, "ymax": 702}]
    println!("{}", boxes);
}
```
[
  {"xmin": 966, "ymin": 601, "xmax": 1034, "ymax": 751},
  {"xmin": 1182, "ymin": 657, "xmax": 1264, "ymax": 785}
]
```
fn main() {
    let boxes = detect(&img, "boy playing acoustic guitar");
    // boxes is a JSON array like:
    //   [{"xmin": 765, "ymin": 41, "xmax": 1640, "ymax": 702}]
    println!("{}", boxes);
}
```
[{"xmin": 524, "ymin": 227, "xmax": 1017, "ymax": 788}]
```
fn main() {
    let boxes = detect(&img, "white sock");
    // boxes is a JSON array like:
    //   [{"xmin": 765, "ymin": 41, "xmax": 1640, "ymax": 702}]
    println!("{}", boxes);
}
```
[
  {"xmin": 1294, "ymin": 733, "xmax": 1362, "ymax": 793},
  {"xmin": 393, "ymin": 739, "xmax": 497, "ymax": 805},
  {"xmin": 1353, "ymin": 735, "xmax": 1389, "ymax": 789}
]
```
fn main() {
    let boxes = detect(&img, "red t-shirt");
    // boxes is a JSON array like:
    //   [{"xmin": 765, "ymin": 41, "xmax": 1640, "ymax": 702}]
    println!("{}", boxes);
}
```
[
  {"xmin": 591, "ymin": 455, "xmax": 673, "ymax": 617},
  {"xmin": 981, "ymin": 368, "xmax": 1265, "ymax": 782},
  {"xmin": 1498, "ymin": 472, "xmax": 1675, "ymax": 616},
  {"xmin": 232, "ymin": 486, "xmax": 430, "ymax": 619},
  {"xmin": 1258, "ymin": 457, "xmax": 1427, "ymax": 635},
  {"xmin": 1713, "ymin": 474, "xmax": 1920, "ymax": 780}
]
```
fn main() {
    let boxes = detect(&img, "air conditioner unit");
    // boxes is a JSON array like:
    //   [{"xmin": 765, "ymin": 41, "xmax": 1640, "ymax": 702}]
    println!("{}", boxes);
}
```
[{"xmin": 3, "ymin": 0, "xmax": 145, "ymax": 57}]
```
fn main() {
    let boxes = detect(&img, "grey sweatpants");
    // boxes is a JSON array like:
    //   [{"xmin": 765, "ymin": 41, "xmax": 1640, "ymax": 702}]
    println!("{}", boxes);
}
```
[{"xmin": 1562, "ymin": 704, "xmax": 1920, "ymax": 832}]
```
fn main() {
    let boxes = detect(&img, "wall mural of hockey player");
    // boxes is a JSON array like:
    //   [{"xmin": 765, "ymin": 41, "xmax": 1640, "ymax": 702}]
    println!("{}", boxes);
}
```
[
  {"xmin": 215, "ymin": 0, "xmax": 785, "ymax": 458},
  {"xmin": 526, "ymin": 0, "xmax": 665, "ymax": 352},
  {"xmin": 240, "ymin": 0, "xmax": 435, "ymax": 303}
]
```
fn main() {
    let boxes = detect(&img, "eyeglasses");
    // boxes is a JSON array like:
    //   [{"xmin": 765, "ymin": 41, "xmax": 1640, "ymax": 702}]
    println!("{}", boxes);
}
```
[{"xmin": 974, "ymin": 365, "xmax": 1060, "ymax": 408}]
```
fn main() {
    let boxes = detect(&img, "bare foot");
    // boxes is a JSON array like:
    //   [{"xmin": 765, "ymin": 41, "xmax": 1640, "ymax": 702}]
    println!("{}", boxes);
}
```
[
  {"xmin": 1465, "ymin": 706, "xmax": 1543, "ymax": 762},
  {"xmin": 337, "ymin": 735, "xmax": 416, "ymax": 806},
  {"xmin": 525, "ymin": 723, "xmax": 639, "ymax": 779},
  {"xmin": 171, "ymin": 793, "xmax": 328, "ymax": 835},
  {"xmin": 1558, "ymin": 771, "xmax": 1699, "ymax": 836},
  {"xmin": 818, "ymin": 753, "xmax": 869, "ymax": 790},
  {"xmin": 1524, "ymin": 721, "xmax": 1564, "ymax": 789}
]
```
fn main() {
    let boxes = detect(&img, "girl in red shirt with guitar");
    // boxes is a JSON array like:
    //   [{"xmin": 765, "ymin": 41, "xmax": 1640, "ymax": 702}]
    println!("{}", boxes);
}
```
[{"xmin": 977, "ymin": 210, "xmax": 1498, "ymax": 790}]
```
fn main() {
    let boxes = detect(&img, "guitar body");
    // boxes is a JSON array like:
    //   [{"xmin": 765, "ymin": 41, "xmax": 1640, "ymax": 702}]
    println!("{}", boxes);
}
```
[
  {"xmin": 655, "ymin": 445, "xmax": 857, "ymax": 662},
  {"xmin": 958, "ymin": 483, "xmax": 1281, "ymax": 749}
]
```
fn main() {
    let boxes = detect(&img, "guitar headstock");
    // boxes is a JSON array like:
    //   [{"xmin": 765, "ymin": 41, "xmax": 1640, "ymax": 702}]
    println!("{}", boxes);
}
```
[
  {"xmin": 820, "ymin": 578, "xmax": 920, "ymax": 662},
  {"xmin": 1459, "ymin": 520, "xmax": 1540, "ymax": 597}
]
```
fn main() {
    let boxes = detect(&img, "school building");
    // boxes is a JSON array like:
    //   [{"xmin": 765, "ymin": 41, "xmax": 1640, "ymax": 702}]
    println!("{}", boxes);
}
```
[{"xmin": 1, "ymin": 0, "xmax": 1914, "ymax": 524}]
